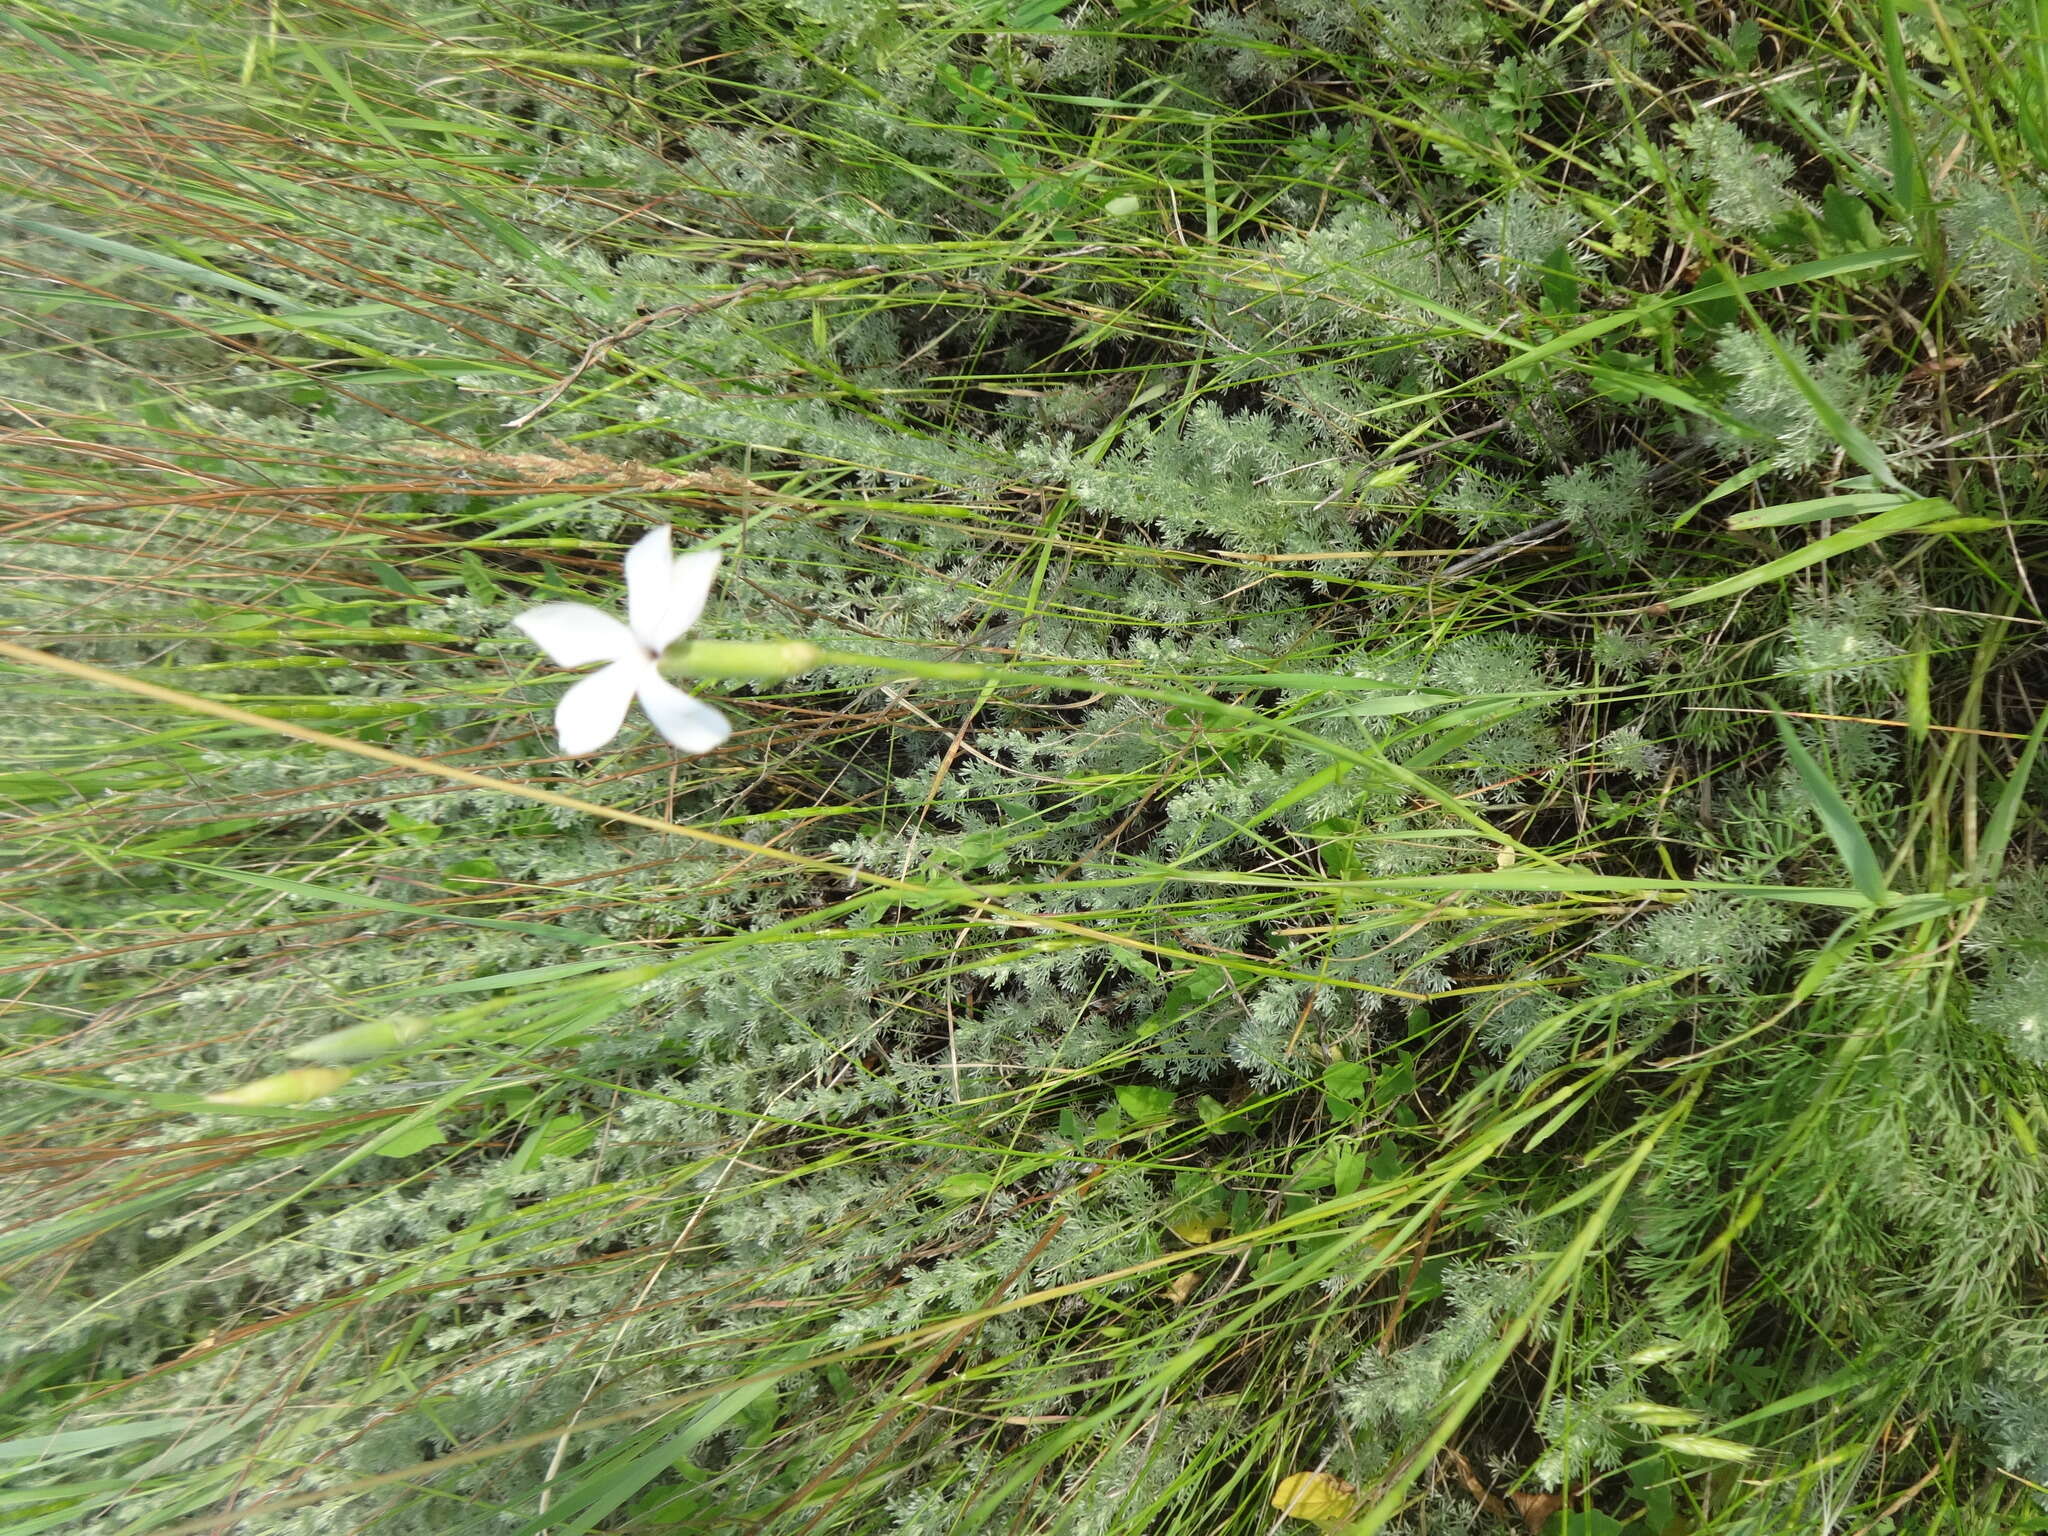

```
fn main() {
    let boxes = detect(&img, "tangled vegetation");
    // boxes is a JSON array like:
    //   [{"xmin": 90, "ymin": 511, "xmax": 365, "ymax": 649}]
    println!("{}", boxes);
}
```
[{"xmin": 3, "ymin": 1, "xmax": 2046, "ymax": 1532}]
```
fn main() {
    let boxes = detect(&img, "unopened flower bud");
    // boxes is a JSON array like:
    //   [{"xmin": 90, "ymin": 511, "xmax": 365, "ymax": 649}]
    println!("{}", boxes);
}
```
[
  {"xmin": 288, "ymin": 1015, "xmax": 432, "ymax": 1063},
  {"xmin": 662, "ymin": 639, "xmax": 821, "ymax": 682},
  {"xmin": 205, "ymin": 1065, "xmax": 353, "ymax": 1108}
]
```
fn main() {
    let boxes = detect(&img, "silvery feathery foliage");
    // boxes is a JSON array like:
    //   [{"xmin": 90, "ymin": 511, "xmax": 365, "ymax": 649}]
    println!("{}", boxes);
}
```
[
  {"xmin": 1676, "ymin": 113, "xmax": 1809, "ymax": 235},
  {"xmin": 8, "ymin": 3, "xmax": 2046, "ymax": 1533},
  {"xmin": 1943, "ymin": 175, "xmax": 2048, "ymax": 335}
]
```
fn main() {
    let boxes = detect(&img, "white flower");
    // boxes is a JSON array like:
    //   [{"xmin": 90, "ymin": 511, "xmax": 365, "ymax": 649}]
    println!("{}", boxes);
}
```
[{"xmin": 512, "ymin": 527, "xmax": 731, "ymax": 756}]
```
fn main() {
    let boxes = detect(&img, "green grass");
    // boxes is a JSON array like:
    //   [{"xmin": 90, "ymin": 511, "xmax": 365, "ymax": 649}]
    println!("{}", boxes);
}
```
[{"xmin": 2, "ymin": 1, "xmax": 2046, "ymax": 1533}]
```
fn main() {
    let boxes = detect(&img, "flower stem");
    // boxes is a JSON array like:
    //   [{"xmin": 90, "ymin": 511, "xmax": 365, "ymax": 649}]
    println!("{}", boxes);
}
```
[{"xmin": 804, "ymin": 648, "xmax": 1552, "ymax": 865}]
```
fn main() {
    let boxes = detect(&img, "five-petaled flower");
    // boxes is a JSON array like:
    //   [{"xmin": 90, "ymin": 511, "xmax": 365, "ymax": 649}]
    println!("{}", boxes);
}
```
[{"xmin": 513, "ymin": 527, "xmax": 730, "ymax": 757}]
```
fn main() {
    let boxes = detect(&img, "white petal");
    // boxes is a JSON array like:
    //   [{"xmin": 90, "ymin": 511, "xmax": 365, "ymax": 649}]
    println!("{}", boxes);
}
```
[
  {"xmin": 647, "ymin": 549, "xmax": 721, "ymax": 653},
  {"xmin": 553, "ymin": 661, "xmax": 639, "ymax": 756},
  {"xmin": 513, "ymin": 603, "xmax": 637, "ymax": 668},
  {"xmin": 623, "ymin": 526, "xmax": 674, "ymax": 649},
  {"xmin": 623, "ymin": 522, "xmax": 718, "ymax": 653},
  {"xmin": 635, "ymin": 671, "xmax": 731, "ymax": 754}
]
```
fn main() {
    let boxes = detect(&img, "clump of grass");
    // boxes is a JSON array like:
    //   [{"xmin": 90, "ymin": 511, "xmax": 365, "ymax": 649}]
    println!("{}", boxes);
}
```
[{"xmin": 1, "ymin": 2, "xmax": 2044, "ymax": 1534}]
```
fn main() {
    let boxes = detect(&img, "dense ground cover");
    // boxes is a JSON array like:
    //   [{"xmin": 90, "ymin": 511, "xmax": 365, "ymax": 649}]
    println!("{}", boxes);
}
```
[{"xmin": 3, "ymin": 1, "xmax": 2046, "ymax": 1531}]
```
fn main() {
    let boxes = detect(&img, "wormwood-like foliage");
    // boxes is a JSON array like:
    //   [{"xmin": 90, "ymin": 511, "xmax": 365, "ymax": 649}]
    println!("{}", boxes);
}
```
[
  {"xmin": 1, "ymin": 2, "xmax": 2044, "ymax": 1535},
  {"xmin": 1676, "ymin": 113, "xmax": 1810, "ymax": 237}
]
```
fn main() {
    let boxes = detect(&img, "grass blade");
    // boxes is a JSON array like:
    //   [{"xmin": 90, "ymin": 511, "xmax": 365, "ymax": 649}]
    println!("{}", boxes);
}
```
[
  {"xmin": 1973, "ymin": 706, "xmax": 2048, "ymax": 882},
  {"xmin": 1664, "ymin": 499, "xmax": 1956, "ymax": 609},
  {"xmin": 1774, "ymin": 709, "xmax": 1890, "ymax": 904}
]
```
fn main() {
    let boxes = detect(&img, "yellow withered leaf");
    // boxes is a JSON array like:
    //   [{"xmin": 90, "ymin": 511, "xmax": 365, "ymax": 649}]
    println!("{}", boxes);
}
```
[
  {"xmin": 1167, "ymin": 1217, "xmax": 1215, "ymax": 1245},
  {"xmin": 1272, "ymin": 1469, "xmax": 1357, "ymax": 1526},
  {"xmin": 205, "ymin": 1065, "xmax": 353, "ymax": 1108}
]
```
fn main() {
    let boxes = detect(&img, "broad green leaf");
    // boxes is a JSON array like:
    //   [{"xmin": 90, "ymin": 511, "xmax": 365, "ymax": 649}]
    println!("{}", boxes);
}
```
[
  {"xmin": 1196, "ymin": 1094, "xmax": 1244, "ymax": 1135},
  {"xmin": 1322, "ymin": 1060, "xmax": 1371, "ymax": 1118},
  {"xmin": 1137, "ymin": 963, "xmax": 1228, "ymax": 1037},
  {"xmin": 1553, "ymin": 1514, "xmax": 1625, "ymax": 1536},
  {"xmin": 1115, "ymin": 1084, "xmax": 1177, "ymax": 1122},
  {"xmin": 936, "ymin": 1172, "xmax": 997, "ymax": 1201},
  {"xmin": 1332, "ymin": 1147, "xmax": 1369, "ymax": 1197}
]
